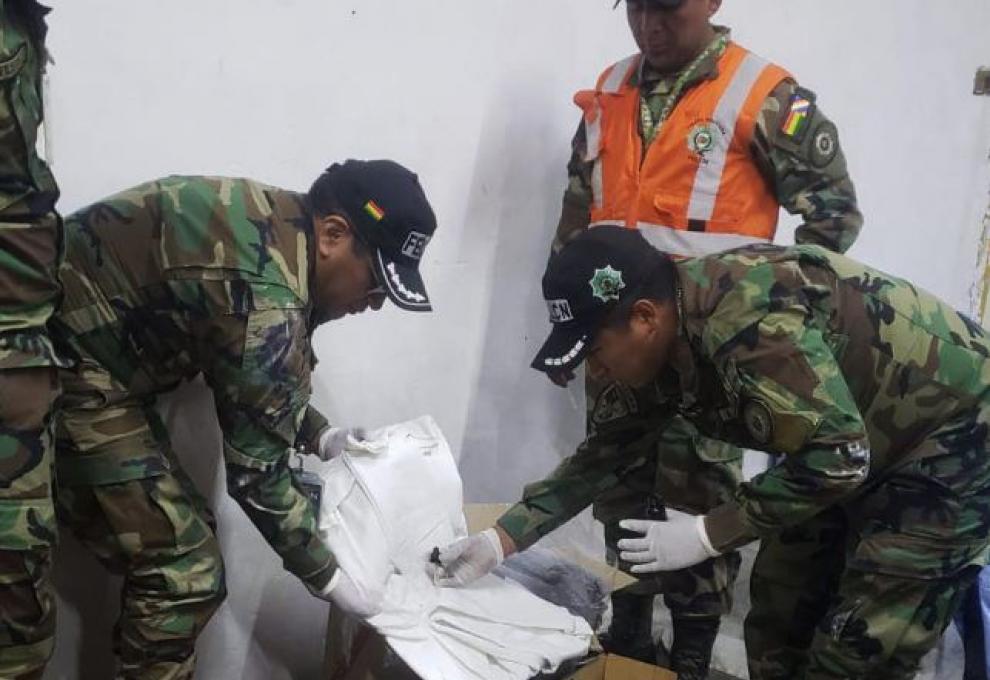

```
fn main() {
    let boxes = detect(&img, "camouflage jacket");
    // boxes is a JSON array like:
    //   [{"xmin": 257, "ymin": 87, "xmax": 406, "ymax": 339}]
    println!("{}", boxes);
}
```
[
  {"xmin": 0, "ymin": 0, "xmax": 55, "ymax": 217},
  {"xmin": 553, "ymin": 28, "xmax": 863, "ymax": 256},
  {"xmin": 499, "ymin": 246, "xmax": 990, "ymax": 554},
  {"xmin": 57, "ymin": 176, "xmax": 335, "ymax": 587},
  {"xmin": 0, "ymin": 0, "xmax": 64, "ymax": 369}
]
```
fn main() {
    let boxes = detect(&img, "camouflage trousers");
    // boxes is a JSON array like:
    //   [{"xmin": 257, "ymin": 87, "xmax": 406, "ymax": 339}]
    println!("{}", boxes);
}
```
[
  {"xmin": 593, "ymin": 409, "xmax": 743, "ymax": 680},
  {"xmin": 747, "ymin": 413, "xmax": 990, "ymax": 680},
  {"xmin": 55, "ymin": 359, "xmax": 227, "ymax": 679},
  {"xmin": 0, "ymin": 369, "xmax": 58, "ymax": 680}
]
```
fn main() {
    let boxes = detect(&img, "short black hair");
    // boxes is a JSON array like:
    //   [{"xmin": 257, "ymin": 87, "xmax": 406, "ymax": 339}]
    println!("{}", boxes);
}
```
[
  {"xmin": 308, "ymin": 167, "xmax": 370, "ymax": 258},
  {"xmin": 308, "ymin": 167, "xmax": 347, "ymax": 219},
  {"xmin": 602, "ymin": 250, "xmax": 677, "ymax": 329}
]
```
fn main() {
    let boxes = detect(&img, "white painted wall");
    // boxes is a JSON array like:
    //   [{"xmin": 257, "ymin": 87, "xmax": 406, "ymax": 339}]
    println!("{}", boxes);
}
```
[{"xmin": 39, "ymin": 1, "xmax": 989, "ymax": 678}]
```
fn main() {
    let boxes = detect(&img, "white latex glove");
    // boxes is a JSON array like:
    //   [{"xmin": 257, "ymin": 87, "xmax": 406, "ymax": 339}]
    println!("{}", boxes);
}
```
[
  {"xmin": 309, "ymin": 569, "xmax": 382, "ymax": 619},
  {"xmin": 317, "ymin": 426, "xmax": 367, "ymax": 461},
  {"xmin": 431, "ymin": 528, "xmax": 504, "ymax": 587},
  {"xmin": 617, "ymin": 508, "xmax": 720, "ymax": 573}
]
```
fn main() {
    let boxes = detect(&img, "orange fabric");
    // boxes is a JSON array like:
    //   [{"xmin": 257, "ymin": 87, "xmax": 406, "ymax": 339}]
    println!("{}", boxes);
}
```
[{"xmin": 577, "ymin": 43, "xmax": 791, "ymax": 242}]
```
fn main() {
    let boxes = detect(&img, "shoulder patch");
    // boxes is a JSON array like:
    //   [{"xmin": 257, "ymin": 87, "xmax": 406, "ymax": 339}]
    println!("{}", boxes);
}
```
[
  {"xmin": 592, "ymin": 383, "xmax": 639, "ymax": 426},
  {"xmin": 780, "ymin": 86, "xmax": 818, "ymax": 145},
  {"xmin": 743, "ymin": 400, "xmax": 773, "ymax": 445},
  {"xmin": 809, "ymin": 121, "xmax": 839, "ymax": 169}
]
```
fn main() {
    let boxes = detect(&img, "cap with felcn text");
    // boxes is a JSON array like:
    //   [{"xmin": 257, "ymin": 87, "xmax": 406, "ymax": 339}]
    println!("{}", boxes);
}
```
[
  {"xmin": 532, "ymin": 226, "xmax": 661, "ymax": 373},
  {"xmin": 322, "ymin": 159, "xmax": 437, "ymax": 312}
]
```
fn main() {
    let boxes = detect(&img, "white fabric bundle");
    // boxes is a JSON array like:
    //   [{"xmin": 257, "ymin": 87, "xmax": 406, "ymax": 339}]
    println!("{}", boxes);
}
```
[{"xmin": 313, "ymin": 416, "xmax": 592, "ymax": 680}]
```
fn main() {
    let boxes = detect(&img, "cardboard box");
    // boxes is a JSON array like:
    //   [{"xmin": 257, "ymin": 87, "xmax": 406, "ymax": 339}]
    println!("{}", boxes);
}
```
[
  {"xmin": 568, "ymin": 654, "xmax": 677, "ymax": 680},
  {"xmin": 323, "ymin": 504, "xmax": 652, "ymax": 679}
]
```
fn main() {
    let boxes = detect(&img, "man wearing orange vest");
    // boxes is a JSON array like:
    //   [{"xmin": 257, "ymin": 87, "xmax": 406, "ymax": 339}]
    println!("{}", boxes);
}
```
[{"xmin": 545, "ymin": 0, "xmax": 864, "ymax": 677}]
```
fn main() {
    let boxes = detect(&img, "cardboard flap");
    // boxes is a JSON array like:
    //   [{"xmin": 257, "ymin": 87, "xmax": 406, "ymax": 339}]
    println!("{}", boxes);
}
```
[{"xmin": 569, "ymin": 654, "xmax": 678, "ymax": 679}]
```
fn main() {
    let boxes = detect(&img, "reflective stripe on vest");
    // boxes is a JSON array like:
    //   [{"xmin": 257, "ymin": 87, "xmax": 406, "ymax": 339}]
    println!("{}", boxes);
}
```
[
  {"xmin": 602, "ymin": 54, "xmax": 639, "ymax": 94},
  {"xmin": 686, "ymin": 51, "xmax": 770, "ymax": 222},
  {"xmin": 583, "ymin": 54, "xmax": 639, "ymax": 210},
  {"xmin": 589, "ymin": 220, "xmax": 769, "ymax": 258}
]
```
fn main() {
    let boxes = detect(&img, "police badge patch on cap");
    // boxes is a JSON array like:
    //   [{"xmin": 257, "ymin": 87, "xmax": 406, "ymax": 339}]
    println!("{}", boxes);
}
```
[
  {"xmin": 810, "ymin": 122, "xmax": 839, "ymax": 169},
  {"xmin": 743, "ymin": 400, "xmax": 773, "ymax": 445},
  {"xmin": 589, "ymin": 265, "xmax": 626, "ymax": 303}
]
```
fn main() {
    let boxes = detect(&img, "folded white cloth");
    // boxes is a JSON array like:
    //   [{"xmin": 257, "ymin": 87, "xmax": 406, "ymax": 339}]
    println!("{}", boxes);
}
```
[{"xmin": 313, "ymin": 416, "xmax": 591, "ymax": 680}]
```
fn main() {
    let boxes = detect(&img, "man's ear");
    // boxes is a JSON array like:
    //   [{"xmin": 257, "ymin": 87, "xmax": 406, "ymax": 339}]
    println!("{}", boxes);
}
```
[
  {"xmin": 315, "ymin": 214, "xmax": 351, "ymax": 256},
  {"xmin": 630, "ymin": 298, "xmax": 662, "ymax": 332}
]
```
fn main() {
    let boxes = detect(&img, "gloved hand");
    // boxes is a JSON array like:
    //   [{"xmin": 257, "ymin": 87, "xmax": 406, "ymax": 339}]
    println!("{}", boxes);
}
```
[
  {"xmin": 309, "ymin": 569, "xmax": 382, "ymax": 619},
  {"xmin": 617, "ymin": 508, "xmax": 720, "ymax": 573},
  {"xmin": 430, "ymin": 528, "xmax": 505, "ymax": 587},
  {"xmin": 318, "ymin": 426, "xmax": 367, "ymax": 460}
]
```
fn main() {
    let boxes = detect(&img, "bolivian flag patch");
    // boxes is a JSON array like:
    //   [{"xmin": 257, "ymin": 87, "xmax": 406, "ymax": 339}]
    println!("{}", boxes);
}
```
[
  {"xmin": 364, "ymin": 200, "xmax": 386, "ymax": 222},
  {"xmin": 781, "ymin": 93, "xmax": 813, "ymax": 141}
]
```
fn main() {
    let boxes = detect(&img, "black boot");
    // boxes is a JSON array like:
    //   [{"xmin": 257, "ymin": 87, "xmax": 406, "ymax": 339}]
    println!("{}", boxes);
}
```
[
  {"xmin": 669, "ymin": 615, "xmax": 721, "ymax": 680},
  {"xmin": 601, "ymin": 590, "xmax": 658, "ymax": 665}
]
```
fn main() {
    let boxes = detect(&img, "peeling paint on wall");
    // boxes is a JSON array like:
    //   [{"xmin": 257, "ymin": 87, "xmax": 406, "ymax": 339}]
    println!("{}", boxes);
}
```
[
  {"xmin": 974, "ymin": 183, "xmax": 990, "ymax": 323},
  {"xmin": 970, "ymin": 68, "xmax": 990, "ymax": 324}
]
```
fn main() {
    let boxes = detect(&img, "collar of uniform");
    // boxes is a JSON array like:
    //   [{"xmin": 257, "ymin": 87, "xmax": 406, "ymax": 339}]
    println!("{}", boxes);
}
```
[
  {"xmin": 635, "ymin": 25, "xmax": 732, "ymax": 94},
  {"xmin": 298, "ymin": 194, "xmax": 320, "ymax": 334},
  {"xmin": 663, "ymin": 266, "xmax": 704, "ymax": 412}
]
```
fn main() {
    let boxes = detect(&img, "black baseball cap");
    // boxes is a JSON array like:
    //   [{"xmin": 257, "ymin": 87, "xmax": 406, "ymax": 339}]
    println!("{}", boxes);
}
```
[
  {"xmin": 613, "ymin": 0, "xmax": 686, "ymax": 8},
  {"xmin": 532, "ymin": 226, "xmax": 661, "ymax": 374},
  {"xmin": 321, "ymin": 160, "xmax": 437, "ymax": 312}
]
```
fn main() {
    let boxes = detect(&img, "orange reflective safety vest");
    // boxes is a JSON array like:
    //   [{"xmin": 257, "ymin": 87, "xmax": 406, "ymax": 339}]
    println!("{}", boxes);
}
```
[{"xmin": 577, "ymin": 43, "xmax": 791, "ymax": 258}]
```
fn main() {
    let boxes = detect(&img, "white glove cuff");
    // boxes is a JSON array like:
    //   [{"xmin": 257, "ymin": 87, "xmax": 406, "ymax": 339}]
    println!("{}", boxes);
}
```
[
  {"xmin": 696, "ymin": 515, "xmax": 720, "ymax": 558},
  {"xmin": 319, "ymin": 427, "xmax": 340, "ymax": 454},
  {"xmin": 306, "ymin": 568, "xmax": 341, "ymax": 600},
  {"xmin": 480, "ymin": 528, "xmax": 505, "ymax": 565},
  {"xmin": 322, "ymin": 568, "xmax": 342, "ymax": 597}
]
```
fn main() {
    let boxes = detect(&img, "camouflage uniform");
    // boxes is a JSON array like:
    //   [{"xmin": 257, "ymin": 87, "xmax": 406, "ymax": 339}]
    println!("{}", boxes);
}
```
[
  {"xmin": 52, "ymin": 177, "xmax": 337, "ymax": 679},
  {"xmin": 509, "ymin": 243, "xmax": 990, "ymax": 678},
  {"xmin": 0, "ymin": 3, "xmax": 65, "ymax": 678},
  {"xmin": 546, "ymin": 26, "xmax": 862, "ymax": 677},
  {"xmin": 671, "ymin": 244, "xmax": 990, "ymax": 679}
]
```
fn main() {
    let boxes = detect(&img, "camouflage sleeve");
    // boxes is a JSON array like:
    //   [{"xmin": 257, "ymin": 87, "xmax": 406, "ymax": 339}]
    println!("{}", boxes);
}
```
[
  {"xmin": 551, "ymin": 118, "xmax": 594, "ymax": 254},
  {"xmin": 496, "ymin": 439, "xmax": 628, "ymax": 551},
  {"xmin": 752, "ymin": 81, "xmax": 863, "ymax": 254},
  {"xmin": 702, "ymin": 307, "xmax": 870, "ymax": 553},
  {"xmin": 198, "ymin": 304, "xmax": 335, "ymax": 590},
  {"xmin": 297, "ymin": 404, "xmax": 330, "ymax": 455},
  {"xmin": 497, "ymin": 386, "xmax": 666, "ymax": 550}
]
